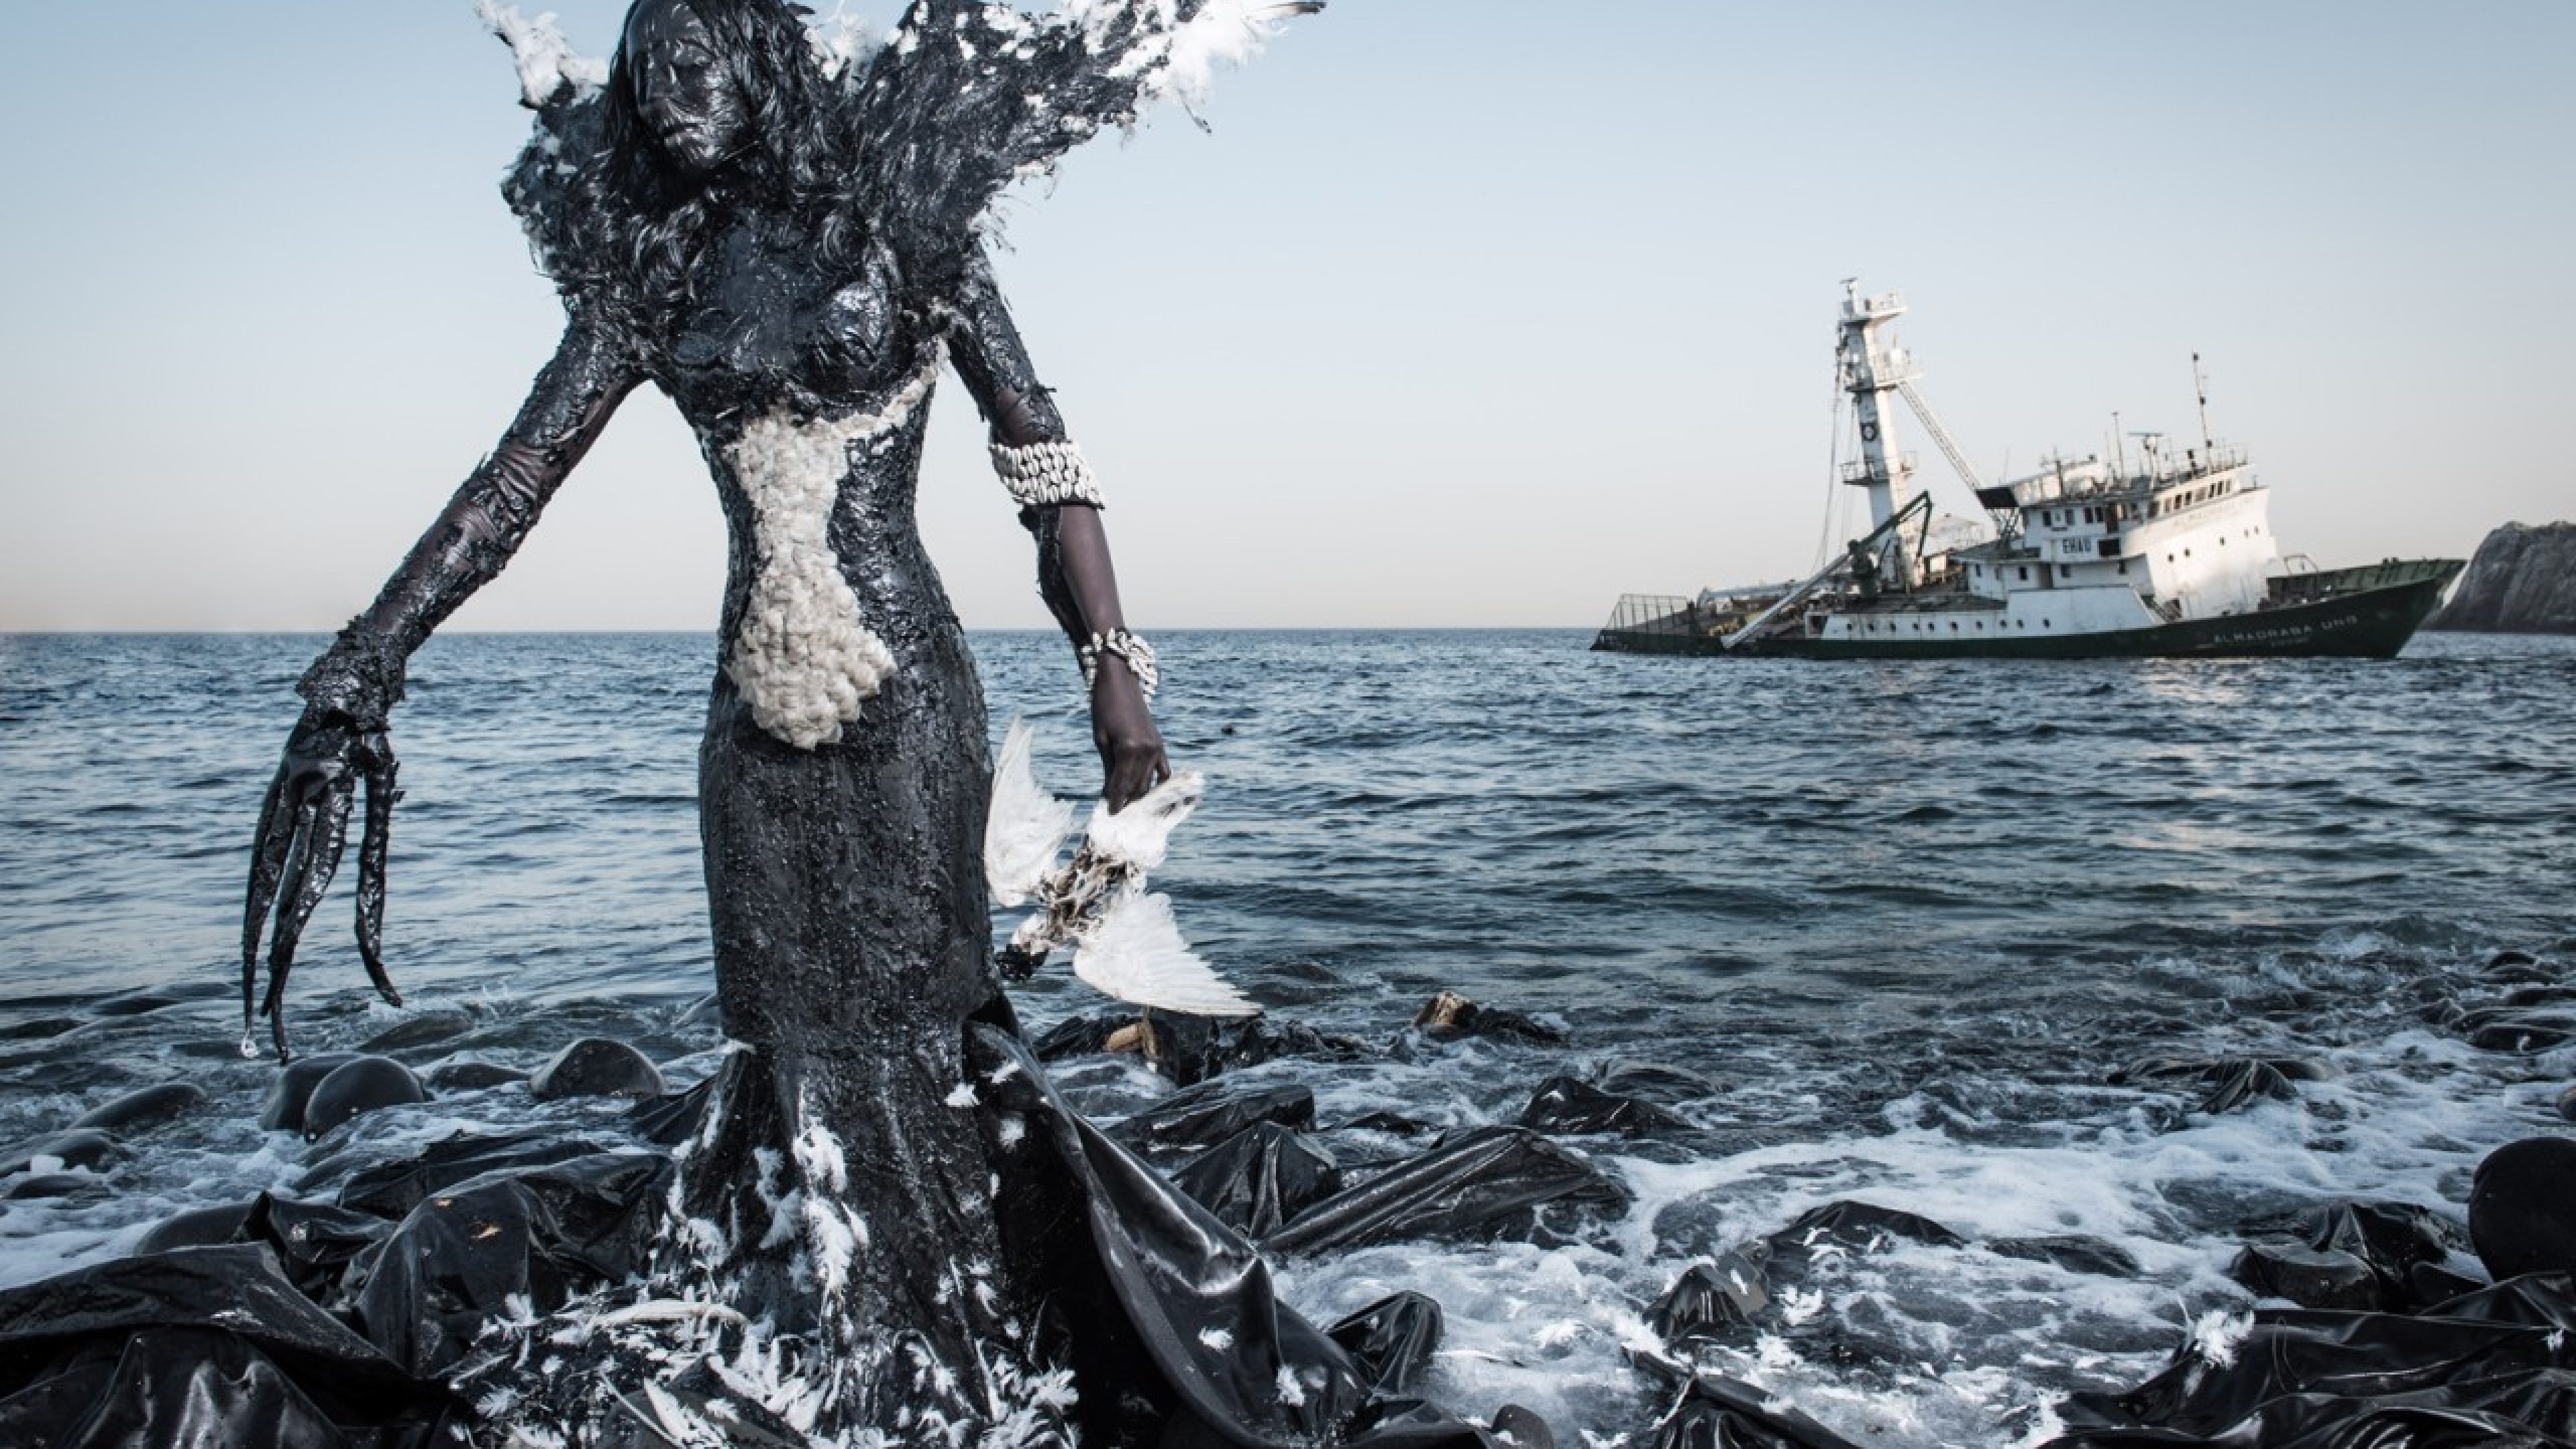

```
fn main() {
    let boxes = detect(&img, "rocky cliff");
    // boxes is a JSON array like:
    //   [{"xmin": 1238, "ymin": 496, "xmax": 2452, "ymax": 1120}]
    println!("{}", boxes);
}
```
[{"xmin": 2427, "ymin": 521, "xmax": 2576, "ymax": 633}]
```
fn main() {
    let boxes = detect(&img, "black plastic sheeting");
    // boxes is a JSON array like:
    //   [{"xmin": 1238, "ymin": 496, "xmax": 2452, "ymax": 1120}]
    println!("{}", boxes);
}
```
[
  {"xmin": 1114, "ymin": 1079, "xmax": 1317, "ymax": 1153},
  {"xmin": 1266, "ymin": 1126, "xmax": 1629, "ymax": 1256},
  {"xmin": 1648, "ymin": 1374, "xmax": 1866, "ymax": 1449},
  {"xmin": 1517, "ymin": 1075, "xmax": 1689, "ymax": 1136},
  {"xmin": 0, "ymin": 1246, "xmax": 461, "ymax": 1449},
  {"xmin": 2231, "ymin": 1201, "xmax": 2481, "ymax": 1313},
  {"xmin": 1173, "ymin": 1122, "xmax": 1345, "ymax": 1238}
]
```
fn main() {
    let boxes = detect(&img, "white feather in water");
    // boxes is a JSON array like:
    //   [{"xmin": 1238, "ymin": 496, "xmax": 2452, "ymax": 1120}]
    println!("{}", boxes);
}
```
[
  {"xmin": 984, "ymin": 719, "xmax": 1075, "ymax": 908},
  {"xmin": 1076, "ymin": 892, "xmax": 1258, "ymax": 1018}
]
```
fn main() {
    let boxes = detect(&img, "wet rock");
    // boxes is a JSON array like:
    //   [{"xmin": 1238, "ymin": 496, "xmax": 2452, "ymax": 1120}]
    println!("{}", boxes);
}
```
[
  {"xmin": 1326, "ymin": 1291, "xmax": 1444, "ymax": 1395},
  {"xmin": 1171, "ymin": 1122, "xmax": 1342, "ymax": 1238},
  {"xmin": 422, "ymin": 1058, "xmax": 526, "ymax": 1092},
  {"xmin": 1518, "ymin": 1075, "xmax": 1688, "ymax": 1136},
  {"xmin": 1144, "ymin": 1011, "xmax": 1365, "ymax": 1087},
  {"xmin": 2426, "ymin": 519, "xmax": 2576, "ymax": 633},
  {"xmin": 302, "ymin": 1057, "xmax": 430, "ymax": 1142},
  {"xmin": 2229, "ymin": 1242, "xmax": 2380, "ymax": 1309},
  {"xmin": 1114, "ymin": 1081, "xmax": 1314, "ymax": 1153},
  {"xmin": 1413, "ymin": 990, "xmax": 1566, "ymax": 1046},
  {"xmin": 258, "ymin": 1052, "xmax": 360, "ymax": 1134},
  {"xmin": 1, "ymin": 1129, "xmax": 124, "ymax": 1177},
  {"xmin": 69, "ymin": 1081, "xmax": 207, "ymax": 1136},
  {"xmin": 1986, "ymin": 1234, "xmax": 2142, "ymax": 1279},
  {"xmin": 1648, "ymin": 1251, "xmax": 1770, "ymax": 1347},
  {"xmin": 527, "ymin": 1038, "xmax": 666, "ymax": 1101},
  {"xmin": 2465, "ymin": 1012, "xmax": 2576, "ymax": 1053},
  {"xmin": 1489, "ymin": 1403, "xmax": 1554, "ymax": 1448},
  {"xmin": 348, "ymin": 1152, "xmax": 674, "ymax": 1378},
  {"xmin": 2559, "ymin": 1085, "xmax": 2576, "ymax": 1124},
  {"xmin": 1266, "ymin": 1126, "xmax": 1627, "ymax": 1256},
  {"xmin": 360, "ymin": 1010, "xmax": 474, "ymax": 1054},
  {"xmin": 338, "ymin": 1131, "xmax": 620, "ymax": 1220},
  {"xmin": 134, "ymin": 1201, "xmax": 259, "ymax": 1254},
  {"xmin": 5, "ymin": 1173, "xmax": 99, "ymax": 1201},
  {"xmin": 2468, "ymin": 1136, "xmax": 2576, "ymax": 1281}
]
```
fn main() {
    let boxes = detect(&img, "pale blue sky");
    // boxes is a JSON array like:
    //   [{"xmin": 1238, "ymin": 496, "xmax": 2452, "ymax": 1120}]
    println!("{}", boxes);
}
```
[{"xmin": 3, "ymin": 2, "xmax": 2569, "ymax": 629}]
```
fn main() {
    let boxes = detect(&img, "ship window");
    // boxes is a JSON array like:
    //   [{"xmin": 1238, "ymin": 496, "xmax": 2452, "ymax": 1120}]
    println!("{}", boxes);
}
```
[
  {"xmin": 1949, "ymin": 622, "xmax": 1959, "ymax": 632},
  {"xmin": 2043, "ymin": 618, "xmax": 2053, "ymax": 627},
  {"xmin": 2118, "ymin": 559, "xmax": 2129, "ymax": 575},
  {"xmin": 2059, "ymin": 564, "xmax": 2071, "ymax": 578},
  {"xmin": 2017, "ymin": 566, "xmax": 2029, "ymax": 581}
]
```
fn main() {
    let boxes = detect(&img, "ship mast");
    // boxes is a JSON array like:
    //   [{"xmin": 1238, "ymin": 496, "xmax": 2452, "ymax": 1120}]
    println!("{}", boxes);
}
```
[{"xmin": 1837, "ymin": 280, "xmax": 1925, "ymax": 586}]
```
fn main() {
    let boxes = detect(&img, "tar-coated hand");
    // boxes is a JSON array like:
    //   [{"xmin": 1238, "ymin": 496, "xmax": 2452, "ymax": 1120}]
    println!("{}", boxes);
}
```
[
  {"xmin": 1091, "ymin": 659, "xmax": 1169, "ymax": 812},
  {"xmin": 239, "ymin": 706, "xmax": 404, "ymax": 1061}
]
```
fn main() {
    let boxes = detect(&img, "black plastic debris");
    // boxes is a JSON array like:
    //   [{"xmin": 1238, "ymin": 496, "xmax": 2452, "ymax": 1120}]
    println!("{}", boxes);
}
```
[
  {"xmin": 1343, "ymin": 1110, "xmax": 1437, "ymax": 1137},
  {"xmin": 529, "ymin": 1037, "xmax": 667, "ymax": 1101},
  {"xmin": 2233, "ymin": 1201, "xmax": 2471, "ymax": 1313},
  {"xmin": 2470, "ymin": 1136, "xmax": 2576, "ymax": 1281},
  {"xmin": 1519, "ymin": 1075, "xmax": 1688, "ymax": 1136},
  {"xmin": 350, "ymin": 1152, "xmax": 673, "ymax": 1378},
  {"xmin": 1413, "ymin": 991, "xmax": 1566, "ymax": 1046},
  {"xmin": 2045, "ymin": 1274, "xmax": 2576, "ymax": 1447},
  {"xmin": 1328, "ymin": 1291, "xmax": 1445, "ymax": 1395},
  {"xmin": 68, "ymin": 1081, "xmax": 206, "ymax": 1136},
  {"xmin": 0, "ymin": 1245, "xmax": 459, "ymax": 1449},
  {"xmin": 627, "ymin": 1074, "xmax": 717, "ymax": 1146},
  {"xmin": 3, "ymin": 1176, "xmax": 97, "ymax": 1203},
  {"xmin": 2112, "ymin": 1055, "xmax": 2324, "ymax": 1116},
  {"xmin": 1648, "ymin": 1250, "xmax": 1771, "ymax": 1348},
  {"xmin": 1113, "ymin": 1080, "xmax": 1316, "ymax": 1152},
  {"xmin": 1595, "ymin": 1061, "xmax": 1719, "ymax": 1103},
  {"xmin": 304, "ymin": 1056, "xmax": 431, "ymax": 1141},
  {"xmin": 360, "ymin": 1010, "xmax": 474, "ymax": 1054},
  {"xmin": 970, "ymin": 1024, "xmax": 1369, "ymax": 1448},
  {"xmin": 239, "ymin": 1193, "xmax": 396, "ymax": 1301},
  {"xmin": 259, "ymin": 1052, "xmax": 360, "ymax": 1133},
  {"xmin": 2229, "ymin": 1242, "xmax": 2380, "ymax": 1310},
  {"xmin": 337, "ymin": 1130, "xmax": 619, "ymax": 1219},
  {"xmin": 1766, "ymin": 1200, "xmax": 1967, "ymax": 1260},
  {"xmin": 1028, "ymin": 1009, "xmax": 1361, "ymax": 1087},
  {"xmin": 1651, "ymin": 1373, "xmax": 1865, "ymax": 1449},
  {"xmin": 1172, "ymin": 1121, "xmax": 1343, "ymax": 1238},
  {"xmin": 1267, "ymin": 1126, "xmax": 1628, "ymax": 1256}
]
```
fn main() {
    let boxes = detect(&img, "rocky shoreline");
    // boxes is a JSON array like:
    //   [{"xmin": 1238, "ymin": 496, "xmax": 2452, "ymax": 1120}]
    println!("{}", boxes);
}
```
[{"xmin": 2427, "ymin": 521, "xmax": 2576, "ymax": 634}]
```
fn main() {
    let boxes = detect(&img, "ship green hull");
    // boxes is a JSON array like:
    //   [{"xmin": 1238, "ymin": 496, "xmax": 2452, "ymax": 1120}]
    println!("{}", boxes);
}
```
[{"xmin": 1593, "ymin": 559, "xmax": 2462, "ymax": 661}]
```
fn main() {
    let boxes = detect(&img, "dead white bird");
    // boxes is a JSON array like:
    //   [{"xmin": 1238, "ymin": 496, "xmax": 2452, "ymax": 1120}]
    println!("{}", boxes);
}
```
[{"xmin": 984, "ymin": 719, "xmax": 1257, "ymax": 1017}]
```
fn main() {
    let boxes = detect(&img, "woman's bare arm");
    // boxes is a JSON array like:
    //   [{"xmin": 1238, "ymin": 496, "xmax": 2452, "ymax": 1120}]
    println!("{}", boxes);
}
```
[{"xmin": 948, "ymin": 248, "xmax": 1169, "ymax": 810}]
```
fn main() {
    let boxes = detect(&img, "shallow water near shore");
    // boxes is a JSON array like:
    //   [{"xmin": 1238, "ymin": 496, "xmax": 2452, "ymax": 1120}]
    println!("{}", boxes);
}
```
[{"xmin": 2, "ymin": 629, "xmax": 2571, "ymax": 1446}]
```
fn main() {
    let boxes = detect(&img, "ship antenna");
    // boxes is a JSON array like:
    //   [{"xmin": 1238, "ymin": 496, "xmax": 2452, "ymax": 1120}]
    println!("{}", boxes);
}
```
[{"xmin": 2193, "ymin": 352, "xmax": 2214, "ymax": 455}]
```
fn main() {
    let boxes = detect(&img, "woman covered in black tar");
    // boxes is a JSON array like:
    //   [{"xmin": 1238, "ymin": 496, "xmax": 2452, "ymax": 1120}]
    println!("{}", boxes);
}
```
[{"xmin": 228, "ymin": 2, "xmax": 1521, "ymax": 1444}]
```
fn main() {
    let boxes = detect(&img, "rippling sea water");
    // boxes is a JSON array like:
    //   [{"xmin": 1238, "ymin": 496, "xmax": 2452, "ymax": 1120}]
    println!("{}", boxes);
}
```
[{"xmin": 3, "ymin": 629, "xmax": 2571, "ymax": 1445}]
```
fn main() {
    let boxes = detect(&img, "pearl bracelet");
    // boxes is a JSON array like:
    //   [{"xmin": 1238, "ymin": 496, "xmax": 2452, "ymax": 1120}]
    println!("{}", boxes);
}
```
[{"xmin": 1077, "ymin": 629, "xmax": 1158, "ymax": 700}]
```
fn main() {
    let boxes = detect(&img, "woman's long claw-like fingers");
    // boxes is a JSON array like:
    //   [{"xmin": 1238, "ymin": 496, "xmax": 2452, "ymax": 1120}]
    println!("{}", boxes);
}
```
[
  {"xmin": 240, "ymin": 763, "xmax": 295, "ymax": 1042},
  {"xmin": 354, "ymin": 742, "xmax": 402, "ymax": 1008},
  {"xmin": 263, "ymin": 777, "xmax": 356, "ymax": 1061}
]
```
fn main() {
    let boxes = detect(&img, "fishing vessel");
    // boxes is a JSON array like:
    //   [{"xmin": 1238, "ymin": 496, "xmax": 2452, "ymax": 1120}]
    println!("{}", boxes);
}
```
[{"xmin": 1593, "ymin": 282, "xmax": 2461, "ymax": 659}]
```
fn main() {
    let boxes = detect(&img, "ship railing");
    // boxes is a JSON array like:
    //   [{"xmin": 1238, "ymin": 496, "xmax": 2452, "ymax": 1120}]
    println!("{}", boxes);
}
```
[
  {"xmin": 1837, "ymin": 451, "xmax": 1919, "ymax": 487},
  {"xmin": 1595, "ymin": 594, "xmax": 1705, "ymax": 641}
]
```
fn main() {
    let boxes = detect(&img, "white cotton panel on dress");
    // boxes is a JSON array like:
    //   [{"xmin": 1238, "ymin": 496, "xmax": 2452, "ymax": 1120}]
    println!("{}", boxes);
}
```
[{"xmin": 722, "ymin": 352, "xmax": 942, "ymax": 750}]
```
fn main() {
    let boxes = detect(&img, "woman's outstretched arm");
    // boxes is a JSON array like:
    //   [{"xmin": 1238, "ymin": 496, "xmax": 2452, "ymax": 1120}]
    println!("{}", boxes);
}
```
[
  {"xmin": 239, "ymin": 321, "xmax": 641, "ymax": 1059},
  {"xmin": 947, "ymin": 249, "xmax": 1169, "ymax": 810}
]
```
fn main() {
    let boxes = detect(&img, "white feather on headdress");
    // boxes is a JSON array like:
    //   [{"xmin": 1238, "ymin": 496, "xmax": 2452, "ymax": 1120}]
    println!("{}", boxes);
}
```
[{"xmin": 476, "ymin": 1, "xmax": 608, "ymax": 109}]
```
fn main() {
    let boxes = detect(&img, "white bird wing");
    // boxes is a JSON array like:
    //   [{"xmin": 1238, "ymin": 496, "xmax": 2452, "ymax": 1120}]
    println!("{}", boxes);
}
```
[
  {"xmin": 1081, "ymin": 771, "xmax": 1205, "ymax": 871},
  {"xmin": 1074, "ymin": 892, "xmax": 1258, "ymax": 1018},
  {"xmin": 984, "ymin": 718, "xmax": 1075, "ymax": 908}
]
